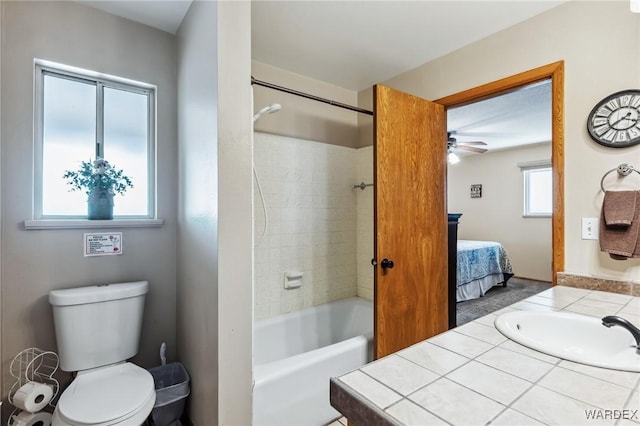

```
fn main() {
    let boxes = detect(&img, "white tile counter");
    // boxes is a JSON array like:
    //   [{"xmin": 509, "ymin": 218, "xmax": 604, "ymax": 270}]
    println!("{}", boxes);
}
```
[{"xmin": 330, "ymin": 286, "xmax": 640, "ymax": 426}]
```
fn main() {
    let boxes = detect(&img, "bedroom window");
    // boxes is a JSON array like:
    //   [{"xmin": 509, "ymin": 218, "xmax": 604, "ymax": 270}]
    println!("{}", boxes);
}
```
[
  {"xmin": 34, "ymin": 61, "xmax": 156, "ymax": 219},
  {"xmin": 520, "ymin": 161, "xmax": 552, "ymax": 217}
]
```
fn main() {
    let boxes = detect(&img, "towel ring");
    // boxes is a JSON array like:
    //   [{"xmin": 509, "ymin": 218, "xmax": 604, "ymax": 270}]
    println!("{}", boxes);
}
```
[{"xmin": 600, "ymin": 163, "xmax": 640, "ymax": 192}]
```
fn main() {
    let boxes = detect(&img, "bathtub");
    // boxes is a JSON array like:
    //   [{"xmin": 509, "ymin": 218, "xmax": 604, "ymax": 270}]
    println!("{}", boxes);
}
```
[{"xmin": 253, "ymin": 297, "xmax": 373, "ymax": 426}]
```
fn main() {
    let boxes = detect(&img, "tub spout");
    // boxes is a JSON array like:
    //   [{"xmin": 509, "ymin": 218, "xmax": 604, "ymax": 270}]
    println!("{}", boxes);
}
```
[{"xmin": 602, "ymin": 316, "xmax": 640, "ymax": 353}]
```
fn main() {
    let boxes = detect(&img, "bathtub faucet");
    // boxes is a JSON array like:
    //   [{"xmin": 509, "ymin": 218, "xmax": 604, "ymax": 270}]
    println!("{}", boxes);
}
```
[{"xmin": 602, "ymin": 316, "xmax": 640, "ymax": 353}]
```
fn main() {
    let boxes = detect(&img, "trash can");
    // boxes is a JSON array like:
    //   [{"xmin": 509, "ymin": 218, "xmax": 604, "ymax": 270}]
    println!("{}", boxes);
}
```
[{"xmin": 148, "ymin": 362, "xmax": 190, "ymax": 426}]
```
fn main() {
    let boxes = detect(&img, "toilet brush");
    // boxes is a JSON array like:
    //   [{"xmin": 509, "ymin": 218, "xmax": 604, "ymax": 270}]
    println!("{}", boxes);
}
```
[{"xmin": 160, "ymin": 342, "xmax": 166, "ymax": 366}]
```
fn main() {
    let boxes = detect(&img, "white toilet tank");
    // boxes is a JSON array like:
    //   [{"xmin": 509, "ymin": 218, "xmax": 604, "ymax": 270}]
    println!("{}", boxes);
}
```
[{"xmin": 49, "ymin": 281, "xmax": 149, "ymax": 372}]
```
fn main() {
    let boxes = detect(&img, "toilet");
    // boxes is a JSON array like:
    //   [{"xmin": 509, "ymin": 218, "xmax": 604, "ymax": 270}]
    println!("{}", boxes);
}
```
[{"xmin": 49, "ymin": 281, "xmax": 156, "ymax": 426}]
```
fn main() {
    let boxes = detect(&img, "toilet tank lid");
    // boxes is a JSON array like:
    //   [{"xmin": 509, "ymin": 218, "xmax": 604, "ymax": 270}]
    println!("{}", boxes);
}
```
[{"xmin": 49, "ymin": 281, "xmax": 149, "ymax": 306}]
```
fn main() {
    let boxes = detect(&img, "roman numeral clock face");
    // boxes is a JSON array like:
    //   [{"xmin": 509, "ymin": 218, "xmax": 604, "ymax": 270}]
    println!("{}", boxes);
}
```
[{"xmin": 587, "ymin": 90, "xmax": 640, "ymax": 148}]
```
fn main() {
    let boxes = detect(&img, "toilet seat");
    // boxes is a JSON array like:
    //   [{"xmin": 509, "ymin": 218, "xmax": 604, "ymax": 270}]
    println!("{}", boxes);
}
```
[{"xmin": 53, "ymin": 362, "xmax": 155, "ymax": 426}]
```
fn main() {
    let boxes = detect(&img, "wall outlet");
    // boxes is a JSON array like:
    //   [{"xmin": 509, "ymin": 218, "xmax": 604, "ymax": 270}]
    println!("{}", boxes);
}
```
[{"xmin": 581, "ymin": 218, "xmax": 599, "ymax": 240}]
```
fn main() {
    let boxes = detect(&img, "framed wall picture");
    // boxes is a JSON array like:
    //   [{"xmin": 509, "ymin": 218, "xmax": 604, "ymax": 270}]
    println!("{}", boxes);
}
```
[{"xmin": 470, "ymin": 184, "xmax": 482, "ymax": 198}]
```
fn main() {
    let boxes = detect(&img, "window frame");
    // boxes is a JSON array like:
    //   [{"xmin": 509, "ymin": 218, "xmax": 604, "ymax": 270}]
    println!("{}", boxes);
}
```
[
  {"xmin": 33, "ymin": 60, "xmax": 157, "ymax": 220},
  {"xmin": 519, "ymin": 160, "xmax": 552, "ymax": 218}
]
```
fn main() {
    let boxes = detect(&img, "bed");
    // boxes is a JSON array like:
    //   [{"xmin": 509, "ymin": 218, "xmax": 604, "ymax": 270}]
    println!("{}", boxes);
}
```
[{"xmin": 456, "ymin": 240, "xmax": 514, "ymax": 302}]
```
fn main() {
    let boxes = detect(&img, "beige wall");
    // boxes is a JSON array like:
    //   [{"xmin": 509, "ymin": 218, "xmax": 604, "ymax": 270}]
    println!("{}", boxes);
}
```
[
  {"xmin": 0, "ymin": 1, "xmax": 178, "ymax": 414},
  {"xmin": 177, "ymin": 1, "xmax": 253, "ymax": 424},
  {"xmin": 448, "ymin": 143, "xmax": 552, "ymax": 282},
  {"xmin": 363, "ymin": 1, "xmax": 640, "ymax": 283},
  {"xmin": 217, "ymin": 1, "xmax": 253, "ymax": 424},
  {"xmin": 357, "ymin": 91, "xmax": 375, "ymax": 148},
  {"xmin": 252, "ymin": 60, "xmax": 359, "ymax": 148}
]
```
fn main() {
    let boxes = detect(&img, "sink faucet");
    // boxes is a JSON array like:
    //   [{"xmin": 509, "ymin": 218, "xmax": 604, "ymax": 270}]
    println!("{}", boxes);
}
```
[{"xmin": 602, "ymin": 316, "xmax": 640, "ymax": 353}]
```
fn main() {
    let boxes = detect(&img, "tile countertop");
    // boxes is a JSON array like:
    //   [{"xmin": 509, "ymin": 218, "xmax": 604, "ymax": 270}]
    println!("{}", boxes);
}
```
[{"xmin": 330, "ymin": 285, "xmax": 640, "ymax": 426}]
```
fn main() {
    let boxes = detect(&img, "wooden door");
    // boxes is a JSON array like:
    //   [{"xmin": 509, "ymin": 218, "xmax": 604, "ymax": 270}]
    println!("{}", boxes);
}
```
[{"xmin": 374, "ymin": 85, "xmax": 448, "ymax": 358}]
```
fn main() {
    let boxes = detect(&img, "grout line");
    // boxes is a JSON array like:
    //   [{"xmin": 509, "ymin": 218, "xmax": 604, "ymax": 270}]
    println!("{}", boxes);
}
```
[
  {"xmin": 358, "ymin": 360, "xmax": 431, "ymax": 400},
  {"xmin": 621, "ymin": 381, "xmax": 639, "ymax": 418},
  {"xmin": 556, "ymin": 361, "xmax": 640, "ymax": 389},
  {"xmin": 395, "ymin": 345, "xmax": 471, "ymax": 377},
  {"xmin": 344, "ymin": 370, "xmax": 404, "ymax": 409},
  {"xmin": 536, "ymin": 366, "xmax": 634, "ymax": 411},
  {"xmin": 383, "ymin": 398, "xmax": 453, "ymax": 426},
  {"xmin": 494, "ymin": 341, "xmax": 561, "ymax": 366},
  {"xmin": 496, "ymin": 360, "xmax": 563, "ymax": 424}
]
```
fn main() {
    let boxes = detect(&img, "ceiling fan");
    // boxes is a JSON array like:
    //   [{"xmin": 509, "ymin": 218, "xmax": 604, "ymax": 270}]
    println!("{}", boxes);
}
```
[{"xmin": 447, "ymin": 131, "xmax": 488, "ymax": 154}]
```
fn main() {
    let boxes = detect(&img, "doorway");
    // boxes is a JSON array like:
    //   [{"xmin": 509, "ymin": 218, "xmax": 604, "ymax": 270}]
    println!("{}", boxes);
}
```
[
  {"xmin": 446, "ymin": 79, "xmax": 553, "ymax": 324},
  {"xmin": 436, "ymin": 61, "xmax": 565, "ymax": 285}
]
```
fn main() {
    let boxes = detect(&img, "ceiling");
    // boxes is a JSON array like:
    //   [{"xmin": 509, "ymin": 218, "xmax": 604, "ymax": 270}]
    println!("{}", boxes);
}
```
[
  {"xmin": 251, "ymin": 1, "xmax": 565, "ymax": 91},
  {"xmin": 448, "ymin": 80, "xmax": 552, "ymax": 152},
  {"xmin": 75, "ymin": 1, "xmax": 191, "ymax": 34},
  {"xmin": 81, "ymin": 0, "xmax": 565, "ymax": 91},
  {"xmin": 79, "ymin": 0, "xmax": 560, "ymax": 152}
]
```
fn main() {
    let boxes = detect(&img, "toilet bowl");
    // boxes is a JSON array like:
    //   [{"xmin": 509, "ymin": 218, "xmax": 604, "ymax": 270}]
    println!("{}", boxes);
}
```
[
  {"xmin": 52, "ymin": 363, "xmax": 155, "ymax": 426},
  {"xmin": 49, "ymin": 282, "xmax": 155, "ymax": 426}
]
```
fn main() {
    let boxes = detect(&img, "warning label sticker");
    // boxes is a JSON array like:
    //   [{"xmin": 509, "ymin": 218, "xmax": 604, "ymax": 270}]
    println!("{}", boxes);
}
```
[{"xmin": 84, "ymin": 232, "xmax": 123, "ymax": 257}]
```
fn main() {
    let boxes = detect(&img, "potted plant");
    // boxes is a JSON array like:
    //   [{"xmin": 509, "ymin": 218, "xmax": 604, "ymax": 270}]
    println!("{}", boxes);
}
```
[{"xmin": 63, "ymin": 158, "xmax": 134, "ymax": 220}]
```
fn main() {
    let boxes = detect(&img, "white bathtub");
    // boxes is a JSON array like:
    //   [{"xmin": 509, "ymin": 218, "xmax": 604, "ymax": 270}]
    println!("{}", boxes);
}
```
[{"xmin": 253, "ymin": 297, "xmax": 373, "ymax": 426}]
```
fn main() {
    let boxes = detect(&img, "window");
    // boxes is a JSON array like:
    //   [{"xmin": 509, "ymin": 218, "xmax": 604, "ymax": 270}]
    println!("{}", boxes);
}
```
[
  {"xmin": 520, "ymin": 161, "xmax": 552, "ymax": 217},
  {"xmin": 35, "ymin": 61, "xmax": 155, "ymax": 219}
]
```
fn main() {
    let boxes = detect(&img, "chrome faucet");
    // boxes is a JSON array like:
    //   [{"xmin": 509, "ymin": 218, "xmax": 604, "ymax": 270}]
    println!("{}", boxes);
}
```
[{"xmin": 602, "ymin": 316, "xmax": 640, "ymax": 353}]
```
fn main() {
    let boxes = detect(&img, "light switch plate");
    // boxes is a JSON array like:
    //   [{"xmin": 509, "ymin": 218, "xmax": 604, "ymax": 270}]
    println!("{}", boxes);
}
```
[{"xmin": 581, "ymin": 218, "xmax": 599, "ymax": 240}]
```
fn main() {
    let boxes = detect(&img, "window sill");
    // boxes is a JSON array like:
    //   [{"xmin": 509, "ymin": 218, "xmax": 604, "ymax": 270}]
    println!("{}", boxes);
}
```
[{"xmin": 24, "ymin": 218, "xmax": 164, "ymax": 230}]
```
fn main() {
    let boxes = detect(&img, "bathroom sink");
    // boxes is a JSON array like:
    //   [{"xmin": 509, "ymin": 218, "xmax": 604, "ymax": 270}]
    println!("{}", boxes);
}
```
[{"xmin": 494, "ymin": 311, "xmax": 640, "ymax": 372}]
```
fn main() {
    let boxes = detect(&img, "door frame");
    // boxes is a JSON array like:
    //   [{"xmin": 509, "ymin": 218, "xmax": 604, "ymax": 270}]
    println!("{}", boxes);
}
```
[{"xmin": 435, "ymin": 61, "xmax": 564, "ymax": 284}]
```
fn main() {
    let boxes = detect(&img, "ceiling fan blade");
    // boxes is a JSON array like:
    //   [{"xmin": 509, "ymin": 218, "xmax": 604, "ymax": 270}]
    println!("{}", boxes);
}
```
[
  {"xmin": 456, "ymin": 145, "xmax": 488, "ymax": 154},
  {"xmin": 449, "ymin": 131, "xmax": 506, "ymax": 137},
  {"xmin": 456, "ymin": 141, "xmax": 487, "ymax": 146}
]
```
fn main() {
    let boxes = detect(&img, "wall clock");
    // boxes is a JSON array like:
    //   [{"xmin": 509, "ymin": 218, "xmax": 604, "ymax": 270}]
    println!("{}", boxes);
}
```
[{"xmin": 587, "ymin": 89, "xmax": 640, "ymax": 148}]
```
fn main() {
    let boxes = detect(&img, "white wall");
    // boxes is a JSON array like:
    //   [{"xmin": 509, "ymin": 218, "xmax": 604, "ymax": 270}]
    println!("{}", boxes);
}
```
[
  {"xmin": 177, "ymin": 1, "xmax": 253, "ymax": 424},
  {"xmin": 0, "ymin": 2, "xmax": 178, "ymax": 415},
  {"xmin": 364, "ymin": 1, "xmax": 640, "ymax": 283},
  {"xmin": 448, "ymin": 143, "xmax": 552, "ymax": 282},
  {"xmin": 253, "ymin": 133, "xmax": 358, "ymax": 319},
  {"xmin": 176, "ymin": 1, "xmax": 218, "ymax": 423}
]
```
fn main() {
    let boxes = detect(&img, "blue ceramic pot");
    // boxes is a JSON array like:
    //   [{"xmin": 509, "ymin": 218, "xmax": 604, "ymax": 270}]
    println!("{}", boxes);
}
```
[{"xmin": 88, "ymin": 190, "xmax": 114, "ymax": 220}]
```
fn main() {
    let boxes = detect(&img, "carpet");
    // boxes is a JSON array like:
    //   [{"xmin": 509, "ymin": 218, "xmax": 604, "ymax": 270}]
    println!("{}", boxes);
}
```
[{"xmin": 456, "ymin": 277, "xmax": 552, "ymax": 326}]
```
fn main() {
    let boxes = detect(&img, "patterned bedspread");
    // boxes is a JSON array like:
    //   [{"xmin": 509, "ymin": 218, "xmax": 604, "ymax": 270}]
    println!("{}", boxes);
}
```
[{"xmin": 457, "ymin": 240, "xmax": 514, "ymax": 287}]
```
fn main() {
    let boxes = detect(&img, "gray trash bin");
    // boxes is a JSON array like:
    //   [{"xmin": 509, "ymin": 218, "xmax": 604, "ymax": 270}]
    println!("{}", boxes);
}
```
[{"xmin": 148, "ymin": 362, "xmax": 190, "ymax": 426}]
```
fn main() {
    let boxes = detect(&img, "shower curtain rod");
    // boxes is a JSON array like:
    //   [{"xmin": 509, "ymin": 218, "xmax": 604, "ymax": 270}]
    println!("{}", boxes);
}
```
[{"xmin": 251, "ymin": 76, "xmax": 374, "ymax": 116}]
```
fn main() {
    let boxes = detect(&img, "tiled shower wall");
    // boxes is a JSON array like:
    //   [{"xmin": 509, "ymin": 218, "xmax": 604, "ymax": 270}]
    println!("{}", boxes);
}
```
[
  {"xmin": 253, "ymin": 132, "xmax": 359, "ymax": 320},
  {"xmin": 356, "ymin": 146, "xmax": 374, "ymax": 300}
]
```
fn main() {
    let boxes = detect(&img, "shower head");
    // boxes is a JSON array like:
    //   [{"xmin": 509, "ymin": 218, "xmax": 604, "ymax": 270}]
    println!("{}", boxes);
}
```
[{"xmin": 253, "ymin": 103, "xmax": 282, "ymax": 123}]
